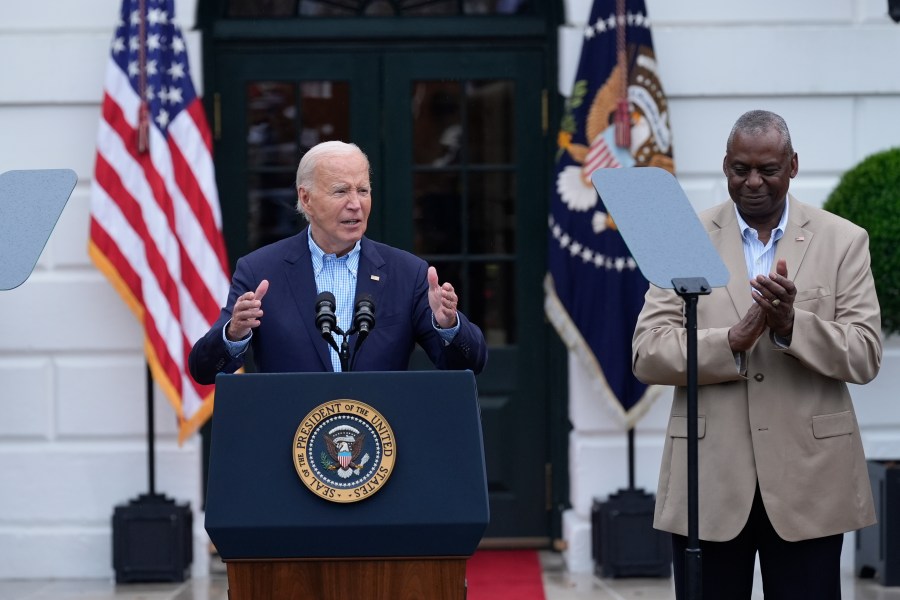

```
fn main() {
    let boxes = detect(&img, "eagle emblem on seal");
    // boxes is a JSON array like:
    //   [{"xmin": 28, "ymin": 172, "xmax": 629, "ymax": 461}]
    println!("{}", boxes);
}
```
[
  {"xmin": 294, "ymin": 400, "xmax": 396, "ymax": 503},
  {"xmin": 323, "ymin": 425, "xmax": 370, "ymax": 479}
]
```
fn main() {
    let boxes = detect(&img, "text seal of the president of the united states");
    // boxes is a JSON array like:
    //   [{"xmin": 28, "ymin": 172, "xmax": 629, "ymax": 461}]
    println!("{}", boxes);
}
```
[{"xmin": 293, "ymin": 400, "xmax": 396, "ymax": 503}]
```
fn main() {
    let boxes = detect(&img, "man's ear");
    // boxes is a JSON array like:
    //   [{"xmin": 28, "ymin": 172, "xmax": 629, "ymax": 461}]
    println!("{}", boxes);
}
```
[{"xmin": 298, "ymin": 186, "xmax": 310, "ymax": 212}]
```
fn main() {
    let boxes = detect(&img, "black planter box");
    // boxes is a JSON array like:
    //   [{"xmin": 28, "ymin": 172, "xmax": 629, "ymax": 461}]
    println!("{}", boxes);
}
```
[
  {"xmin": 856, "ymin": 460, "xmax": 900, "ymax": 587},
  {"xmin": 592, "ymin": 488, "xmax": 672, "ymax": 578},
  {"xmin": 112, "ymin": 493, "xmax": 193, "ymax": 583}
]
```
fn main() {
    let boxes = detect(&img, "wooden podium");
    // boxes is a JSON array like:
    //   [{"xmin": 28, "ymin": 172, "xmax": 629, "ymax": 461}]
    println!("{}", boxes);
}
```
[
  {"xmin": 225, "ymin": 558, "xmax": 466, "ymax": 599},
  {"xmin": 205, "ymin": 371, "xmax": 489, "ymax": 600}
]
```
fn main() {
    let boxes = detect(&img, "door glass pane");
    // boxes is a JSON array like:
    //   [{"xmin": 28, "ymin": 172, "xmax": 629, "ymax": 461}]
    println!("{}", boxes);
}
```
[
  {"xmin": 228, "ymin": 0, "xmax": 533, "ymax": 16},
  {"xmin": 395, "ymin": 0, "xmax": 459, "ymax": 16},
  {"xmin": 248, "ymin": 83, "xmax": 297, "ymax": 168},
  {"xmin": 228, "ymin": 0, "xmax": 296, "ymax": 17},
  {"xmin": 247, "ymin": 171, "xmax": 301, "ymax": 250},
  {"xmin": 414, "ymin": 172, "xmax": 462, "ymax": 255},
  {"xmin": 410, "ymin": 77, "xmax": 516, "ymax": 347},
  {"xmin": 465, "ymin": 0, "xmax": 531, "ymax": 13},
  {"xmin": 467, "ymin": 80, "xmax": 514, "ymax": 164},
  {"xmin": 412, "ymin": 81, "xmax": 462, "ymax": 167},
  {"xmin": 299, "ymin": 81, "xmax": 351, "ymax": 152},
  {"xmin": 471, "ymin": 261, "xmax": 515, "ymax": 345},
  {"xmin": 468, "ymin": 171, "xmax": 515, "ymax": 254},
  {"xmin": 246, "ymin": 80, "xmax": 350, "ymax": 251}
]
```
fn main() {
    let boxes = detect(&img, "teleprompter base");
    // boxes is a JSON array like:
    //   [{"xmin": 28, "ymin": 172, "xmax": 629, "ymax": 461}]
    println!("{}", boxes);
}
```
[
  {"xmin": 856, "ymin": 460, "xmax": 900, "ymax": 586},
  {"xmin": 112, "ymin": 493, "xmax": 192, "ymax": 583},
  {"xmin": 592, "ymin": 488, "xmax": 671, "ymax": 579},
  {"xmin": 225, "ymin": 557, "xmax": 467, "ymax": 600}
]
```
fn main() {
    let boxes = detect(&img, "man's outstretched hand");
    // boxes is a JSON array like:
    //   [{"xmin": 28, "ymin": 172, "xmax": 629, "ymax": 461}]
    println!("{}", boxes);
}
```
[
  {"xmin": 226, "ymin": 279, "xmax": 269, "ymax": 341},
  {"xmin": 428, "ymin": 266, "xmax": 458, "ymax": 329}
]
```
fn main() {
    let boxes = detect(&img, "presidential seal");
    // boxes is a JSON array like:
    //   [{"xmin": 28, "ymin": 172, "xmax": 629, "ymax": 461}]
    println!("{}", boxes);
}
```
[{"xmin": 293, "ymin": 400, "xmax": 396, "ymax": 503}]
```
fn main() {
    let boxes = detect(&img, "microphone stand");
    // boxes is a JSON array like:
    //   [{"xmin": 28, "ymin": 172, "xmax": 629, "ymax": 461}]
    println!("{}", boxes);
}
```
[
  {"xmin": 320, "ymin": 325, "xmax": 349, "ymax": 373},
  {"xmin": 339, "ymin": 325, "xmax": 371, "ymax": 372},
  {"xmin": 318, "ymin": 295, "xmax": 375, "ymax": 373},
  {"xmin": 340, "ymin": 334, "xmax": 350, "ymax": 373},
  {"xmin": 347, "ymin": 328, "xmax": 371, "ymax": 372}
]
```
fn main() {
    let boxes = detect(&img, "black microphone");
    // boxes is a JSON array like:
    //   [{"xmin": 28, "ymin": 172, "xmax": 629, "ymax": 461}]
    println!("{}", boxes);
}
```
[
  {"xmin": 314, "ymin": 291, "xmax": 337, "ymax": 339},
  {"xmin": 353, "ymin": 293, "xmax": 376, "ymax": 340},
  {"xmin": 349, "ymin": 293, "xmax": 375, "ymax": 372}
]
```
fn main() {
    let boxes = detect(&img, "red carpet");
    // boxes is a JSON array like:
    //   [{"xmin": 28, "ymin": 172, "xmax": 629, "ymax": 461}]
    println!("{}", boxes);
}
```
[{"xmin": 466, "ymin": 550, "xmax": 546, "ymax": 600}]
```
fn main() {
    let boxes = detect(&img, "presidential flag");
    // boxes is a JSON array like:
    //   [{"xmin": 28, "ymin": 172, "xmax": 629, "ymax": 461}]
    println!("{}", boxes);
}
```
[
  {"xmin": 88, "ymin": 0, "xmax": 230, "ymax": 443},
  {"xmin": 545, "ymin": 0, "xmax": 675, "ymax": 427}
]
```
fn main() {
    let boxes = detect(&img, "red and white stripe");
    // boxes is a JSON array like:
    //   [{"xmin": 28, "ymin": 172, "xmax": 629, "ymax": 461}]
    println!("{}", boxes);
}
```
[
  {"xmin": 89, "ymin": 54, "xmax": 230, "ymax": 443},
  {"xmin": 582, "ymin": 131, "xmax": 622, "ymax": 180}
]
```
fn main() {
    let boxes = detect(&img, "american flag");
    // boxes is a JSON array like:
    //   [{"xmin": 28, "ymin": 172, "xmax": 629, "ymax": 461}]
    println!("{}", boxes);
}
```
[
  {"xmin": 545, "ymin": 0, "xmax": 674, "ymax": 427},
  {"xmin": 88, "ymin": 0, "xmax": 230, "ymax": 443}
]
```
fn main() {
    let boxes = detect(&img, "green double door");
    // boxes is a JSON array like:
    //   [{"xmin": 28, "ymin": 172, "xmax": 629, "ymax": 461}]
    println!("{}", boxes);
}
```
[{"xmin": 213, "ymin": 46, "xmax": 554, "ymax": 542}]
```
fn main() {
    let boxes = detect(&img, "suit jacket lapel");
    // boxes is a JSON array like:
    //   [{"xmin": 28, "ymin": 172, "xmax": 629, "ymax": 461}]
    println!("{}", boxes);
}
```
[
  {"xmin": 710, "ymin": 195, "xmax": 811, "ymax": 320},
  {"xmin": 774, "ymin": 195, "xmax": 813, "ymax": 280},
  {"xmin": 284, "ymin": 227, "xmax": 333, "ymax": 371},
  {"xmin": 356, "ymin": 238, "xmax": 388, "ymax": 320},
  {"xmin": 709, "ymin": 202, "xmax": 753, "ymax": 318}
]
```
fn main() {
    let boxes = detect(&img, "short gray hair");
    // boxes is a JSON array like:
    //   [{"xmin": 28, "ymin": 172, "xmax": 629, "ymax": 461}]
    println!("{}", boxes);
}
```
[
  {"xmin": 295, "ymin": 141, "xmax": 369, "ymax": 219},
  {"xmin": 727, "ymin": 110, "xmax": 794, "ymax": 156}
]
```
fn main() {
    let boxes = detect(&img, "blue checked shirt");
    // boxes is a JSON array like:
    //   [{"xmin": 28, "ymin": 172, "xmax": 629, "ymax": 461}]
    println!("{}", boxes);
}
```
[{"xmin": 309, "ymin": 231, "xmax": 360, "ymax": 372}]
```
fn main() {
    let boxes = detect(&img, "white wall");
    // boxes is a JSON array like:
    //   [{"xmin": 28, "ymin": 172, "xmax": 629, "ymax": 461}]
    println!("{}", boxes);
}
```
[
  {"xmin": 0, "ymin": 0, "xmax": 207, "ymax": 579},
  {"xmin": 559, "ymin": 0, "xmax": 900, "ymax": 575}
]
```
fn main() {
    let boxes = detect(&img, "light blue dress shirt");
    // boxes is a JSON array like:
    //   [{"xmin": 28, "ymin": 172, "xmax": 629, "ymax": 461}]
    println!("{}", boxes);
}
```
[
  {"xmin": 309, "ymin": 232, "xmax": 360, "ymax": 372},
  {"xmin": 734, "ymin": 199, "xmax": 791, "ymax": 350},
  {"xmin": 735, "ymin": 200, "xmax": 789, "ymax": 284}
]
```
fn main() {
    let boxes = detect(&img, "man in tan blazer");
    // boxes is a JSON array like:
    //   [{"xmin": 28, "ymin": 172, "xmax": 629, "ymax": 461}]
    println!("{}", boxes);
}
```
[{"xmin": 632, "ymin": 110, "xmax": 882, "ymax": 599}]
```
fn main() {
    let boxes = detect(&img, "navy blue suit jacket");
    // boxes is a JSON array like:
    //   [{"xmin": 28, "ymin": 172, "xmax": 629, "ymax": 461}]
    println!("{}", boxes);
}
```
[{"xmin": 189, "ymin": 229, "xmax": 488, "ymax": 384}]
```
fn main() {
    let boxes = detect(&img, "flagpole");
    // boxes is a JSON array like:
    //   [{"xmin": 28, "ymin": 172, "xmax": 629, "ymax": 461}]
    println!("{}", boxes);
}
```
[
  {"xmin": 97, "ymin": 0, "xmax": 223, "ymax": 579},
  {"xmin": 627, "ymin": 428, "xmax": 635, "ymax": 490},
  {"xmin": 146, "ymin": 363, "xmax": 156, "ymax": 496},
  {"xmin": 112, "ymin": 360, "xmax": 192, "ymax": 582}
]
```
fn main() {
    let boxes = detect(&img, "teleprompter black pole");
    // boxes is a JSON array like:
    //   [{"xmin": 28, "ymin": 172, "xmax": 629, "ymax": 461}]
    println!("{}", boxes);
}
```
[
  {"xmin": 146, "ymin": 363, "xmax": 155, "ymax": 495},
  {"xmin": 589, "ymin": 165, "xmax": 730, "ymax": 595},
  {"xmin": 673, "ymin": 277, "xmax": 710, "ymax": 600},
  {"xmin": 627, "ymin": 427, "xmax": 635, "ymax": 490}
]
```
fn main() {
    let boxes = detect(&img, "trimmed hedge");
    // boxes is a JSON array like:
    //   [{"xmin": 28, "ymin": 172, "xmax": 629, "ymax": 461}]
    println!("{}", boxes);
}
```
[{"xmin": 823, "ymin": 147, "xmax": 900, "ymax": 336}]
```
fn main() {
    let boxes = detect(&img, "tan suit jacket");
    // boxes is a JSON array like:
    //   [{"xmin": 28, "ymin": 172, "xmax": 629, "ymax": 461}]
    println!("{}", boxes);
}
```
[{"xmin": 632, "ymin": 195, "xmax": 882, "ymax": 542}]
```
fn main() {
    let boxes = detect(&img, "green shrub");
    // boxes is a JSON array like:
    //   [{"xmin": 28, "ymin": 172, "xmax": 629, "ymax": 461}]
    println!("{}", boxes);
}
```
[{"xmin": 823, "ymin": 147, "xmax": 900, "ymax": 336}]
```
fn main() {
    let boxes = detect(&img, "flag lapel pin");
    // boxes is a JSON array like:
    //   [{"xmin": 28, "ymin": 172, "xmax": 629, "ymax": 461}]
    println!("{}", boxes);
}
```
[
  {"xmin": 795, "ymin": 236, "xmax": 805, "ymax": 242},
  {"xmin": 371, "ymin": 275, "xmax": 380, "ymax": 281}
]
